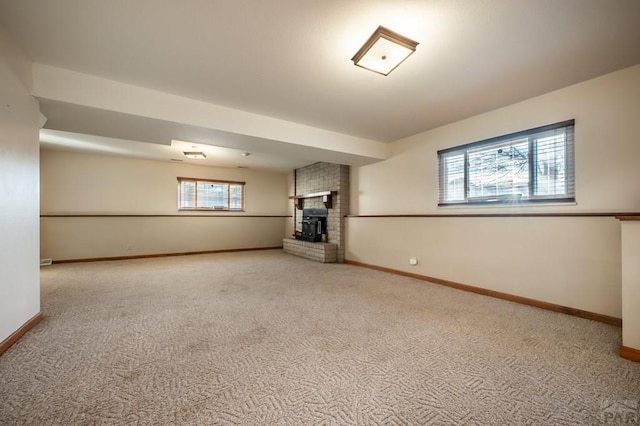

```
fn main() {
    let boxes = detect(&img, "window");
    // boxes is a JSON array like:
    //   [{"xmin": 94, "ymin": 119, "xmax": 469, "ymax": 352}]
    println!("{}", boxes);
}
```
[
  {"xmin": 178, "ymin": 177, "xmax": 245, "ymax": 211},
  {"xmin": 438, "ymin": 120, "xmax": 575, "ymax": 206}
]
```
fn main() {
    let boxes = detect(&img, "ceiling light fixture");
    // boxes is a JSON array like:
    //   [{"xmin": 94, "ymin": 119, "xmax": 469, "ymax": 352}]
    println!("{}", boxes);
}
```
[
  {"xmin": 241, "ymin": 152, "xmax": 250, "ymax": 157},
  {"xmin": 183, "ymin": 151, "xmax": 206, "ymax": 159},
  {"xmin": 351, "ymin": 26, "xmax": 419, "ymax": 76}
]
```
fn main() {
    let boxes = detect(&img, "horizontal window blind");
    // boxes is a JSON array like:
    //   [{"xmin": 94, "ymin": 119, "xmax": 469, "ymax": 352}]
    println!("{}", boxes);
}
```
[
  {"xmin": 438, "ymin": 120, "xmax": 575, "ymax": 206},
  {"xmin": 177, "ymin": 177, "xmax": 245, "ymax": 211}
]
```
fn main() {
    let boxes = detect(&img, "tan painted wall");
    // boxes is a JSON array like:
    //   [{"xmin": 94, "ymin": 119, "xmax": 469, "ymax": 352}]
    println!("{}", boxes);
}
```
[
  {"xmin": 346, "ymin": 217, "xmax": 622, "ymax": 317},
  {"xmin": 0, "ymin": 26, "xmax": 41, "ymax": 342},
  {"xmin": 348, "ymin": 65, "xmax": 640, "ymax": 318},
  {"xmin": 41, "ymin": 216, "xmax": 287, "ymax": 261},
  {"xmin": 41, "ymin": 150, "xmax": 289, "ymax": 260}
]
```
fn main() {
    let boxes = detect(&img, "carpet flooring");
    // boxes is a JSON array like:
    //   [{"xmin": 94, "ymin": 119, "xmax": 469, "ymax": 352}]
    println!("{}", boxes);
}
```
[{"xmin": 1, "ymin": 250, "xmax": 639, "ymax": 425}]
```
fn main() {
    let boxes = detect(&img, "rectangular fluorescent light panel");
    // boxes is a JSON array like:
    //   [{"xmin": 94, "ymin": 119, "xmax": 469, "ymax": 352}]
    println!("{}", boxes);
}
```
[{"xmin": 183, "ymin": 151, "xmax": 206, "ymax": 159}]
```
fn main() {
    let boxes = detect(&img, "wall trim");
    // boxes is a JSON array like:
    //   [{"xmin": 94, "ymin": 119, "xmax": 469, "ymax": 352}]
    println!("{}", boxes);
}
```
[
  {"xmin": 41, "ymin": 214, "xmax": 290, "ymax": 218},
  {"xmin": 52, "ymin": 246, "xmax": 283, "ymax": 264},
  {"xmin": 344, "ymin": 259, "xmax": 622, "ymax": 327},
  {"xmin": 347, "ymin": 213, "xmax": 640, "ymax": 218},
  {"xmin": 617, "ymin": 216, "xmax": 640, "ymax": 221},
  {"xmin": 620, "ymin": 346, "xmax": 640, "ymax": 363},
  {"xmin": 0, "ymin": 312, "xmax": 43, "ymax": 356}
]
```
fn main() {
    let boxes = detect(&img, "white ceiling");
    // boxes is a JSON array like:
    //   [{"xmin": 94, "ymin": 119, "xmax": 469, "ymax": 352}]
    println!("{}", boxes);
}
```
[{"xmin": 1, "ymin": 0, "xmax": 639, "ymax": 172}]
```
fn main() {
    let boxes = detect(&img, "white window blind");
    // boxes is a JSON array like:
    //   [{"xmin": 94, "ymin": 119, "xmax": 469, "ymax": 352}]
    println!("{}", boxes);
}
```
[
  {"xmin": 438, "ymin": 120, "xmax": 575, "ymax": 206},
  {"xmin": 178, "ymin": 177, "xmax": 245, "ymax": 211}
]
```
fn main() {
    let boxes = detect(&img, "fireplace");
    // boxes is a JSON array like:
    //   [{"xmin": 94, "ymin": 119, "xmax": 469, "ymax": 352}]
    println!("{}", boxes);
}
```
[
  {"xmin": 296, "ymin": 208, "xmax": 327, "ymax": 242},
  {"xmin": 284, "ymin": 162, "xmax": 349, "ymax": 263}
]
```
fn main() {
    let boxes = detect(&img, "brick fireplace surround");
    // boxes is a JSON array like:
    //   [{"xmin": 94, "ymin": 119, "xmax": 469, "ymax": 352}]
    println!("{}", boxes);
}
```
[{"xmin": 283, "ymin": 162, "xmax": 349, "ymax": 263}]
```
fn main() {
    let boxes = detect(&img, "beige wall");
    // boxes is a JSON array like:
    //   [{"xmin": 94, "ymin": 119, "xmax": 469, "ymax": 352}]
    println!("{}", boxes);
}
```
[
  {"xmin": 347, "ymin": 65, "xmax": 640, "ymax": 318},
  {"xmin": 41, "ymin": 150, "xmax": 289, "ymax": 260},
  {"xmin": 0, "ymin": 26, "xmax": 41, "ymax": 342},
  {"xmin": 346, "ymin": 217, "xmax": 622, "ymax": 317}
]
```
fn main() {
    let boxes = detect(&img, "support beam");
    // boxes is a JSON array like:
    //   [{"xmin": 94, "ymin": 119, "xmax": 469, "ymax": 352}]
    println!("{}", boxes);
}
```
[{"xmin": 32, "ymin": 64, "xmax": 388, "ymax": 163}]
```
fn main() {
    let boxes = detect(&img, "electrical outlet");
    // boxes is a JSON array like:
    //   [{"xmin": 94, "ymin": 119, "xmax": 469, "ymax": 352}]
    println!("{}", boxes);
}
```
[{"xmin": 409, "ymin": 257, "xmax": 418, "ymax": 266}]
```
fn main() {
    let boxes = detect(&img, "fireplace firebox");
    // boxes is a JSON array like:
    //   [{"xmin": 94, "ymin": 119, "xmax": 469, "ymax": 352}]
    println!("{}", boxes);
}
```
[{"xmin": 297, "ymin": 208, "xmax": 328, "ymax": 242}]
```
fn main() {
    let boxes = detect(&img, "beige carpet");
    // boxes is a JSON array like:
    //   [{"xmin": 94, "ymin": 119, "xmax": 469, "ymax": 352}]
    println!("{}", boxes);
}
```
[{"xmin": 1, "ymin": 250, "xmax": 639, "ymax": 425}]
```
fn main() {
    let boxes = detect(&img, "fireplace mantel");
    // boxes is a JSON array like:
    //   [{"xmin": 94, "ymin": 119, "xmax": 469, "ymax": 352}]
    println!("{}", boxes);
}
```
[{"xmin": 290, "ymin": 191, "xmax": 337, "ymax": 209}]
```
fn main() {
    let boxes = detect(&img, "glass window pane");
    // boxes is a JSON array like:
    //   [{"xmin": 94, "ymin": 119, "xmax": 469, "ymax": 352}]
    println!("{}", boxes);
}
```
[
  {"xmin": 443, "ymin": 154, "xmax": 465, "ymax": 201},
  {"xmin": 533, "ymin": 130, "xmax": 566, "ymax": 197},
  {"xmin": 229, "ymin": 184, "xmax": 243, "ymax": 210},
  {"xmin": 197, "ymin": 182, "xmax": 228, "ymax": 208},
  {"xmin": 468, "ymin": 139, "xmax": 529, "ymax": 200},
  {"xmin": 180, "ymin": 181, "xmax": 196, "ymax": 208}
]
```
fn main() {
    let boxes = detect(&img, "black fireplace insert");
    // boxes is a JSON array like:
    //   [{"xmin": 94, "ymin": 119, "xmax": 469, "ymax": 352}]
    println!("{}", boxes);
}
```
[{"xmin": 296, "ymin": 208, "xmax": 328, "ymax": 242}]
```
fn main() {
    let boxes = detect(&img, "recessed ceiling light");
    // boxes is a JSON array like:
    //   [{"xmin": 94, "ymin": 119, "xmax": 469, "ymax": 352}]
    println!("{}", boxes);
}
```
[
  {"xmin": 183, "ymin": 151, "xmax": 206, "ymax": 159},
  {"xmin": 351, "ymin": 26, "xmax": 419, "ymax": 76}
]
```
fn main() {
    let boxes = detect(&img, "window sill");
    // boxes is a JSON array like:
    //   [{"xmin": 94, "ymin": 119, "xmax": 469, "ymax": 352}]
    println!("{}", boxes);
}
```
[
  {"xmin": 178, "ymin": 209, "xmax": 245, "ymax": 212},
  {"xmin": 438, "ymin": 201, "xmax": 577, "ymax": 210}
]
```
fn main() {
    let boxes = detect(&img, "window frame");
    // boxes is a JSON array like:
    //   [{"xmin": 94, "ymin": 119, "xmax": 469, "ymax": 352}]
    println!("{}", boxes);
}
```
[
  {"xmin": 437, "ymin": 120, "xmax": 575, "ymax": 207},
  {"xmin": 177, "ymin": 177, "xmax": 245, "ymax": 211}
]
